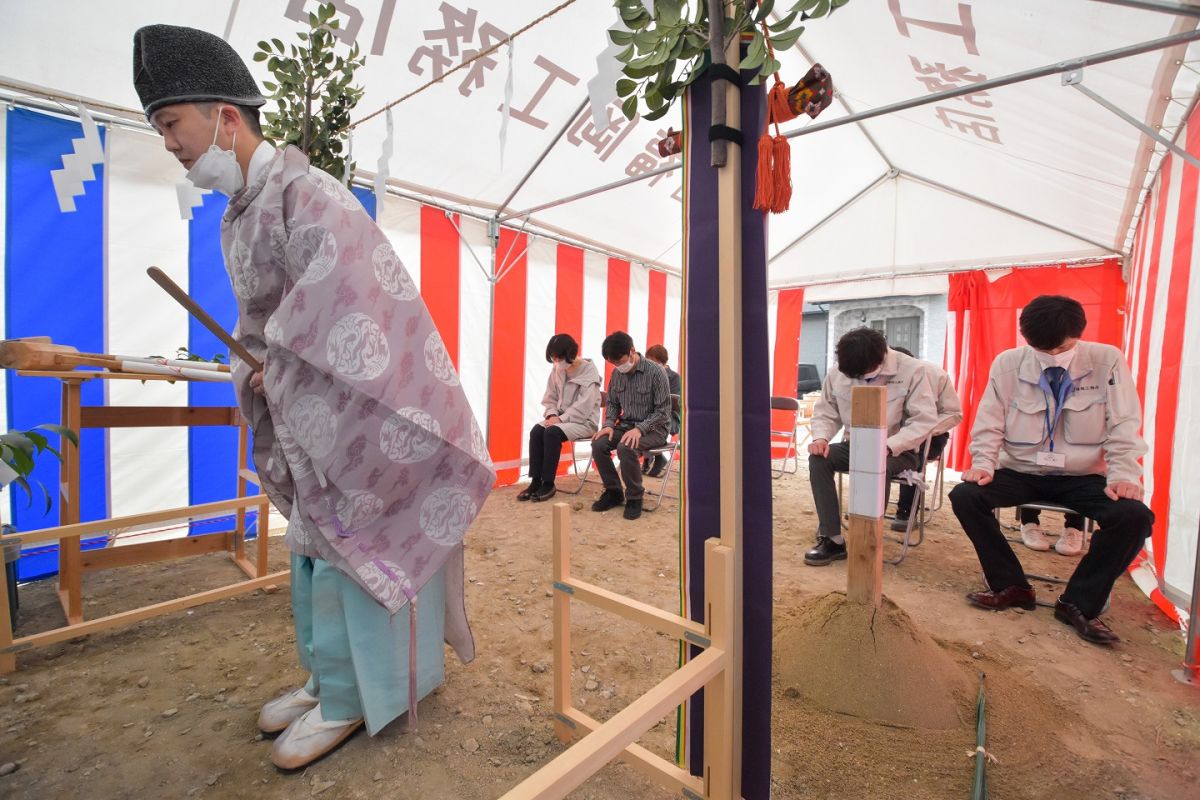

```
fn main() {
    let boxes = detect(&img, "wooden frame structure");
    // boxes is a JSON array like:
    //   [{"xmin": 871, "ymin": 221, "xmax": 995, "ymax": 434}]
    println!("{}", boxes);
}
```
[
  {"xmin": 0, "ymin": 371, "xmax": 286, "ymax": 674},
  {"xmin": 499, "ymin": 504, "xmax": 736, "ymax": 800},
  {"xmin": 502, "ymin": 15, "xmax": 748, "ymax": 799}
]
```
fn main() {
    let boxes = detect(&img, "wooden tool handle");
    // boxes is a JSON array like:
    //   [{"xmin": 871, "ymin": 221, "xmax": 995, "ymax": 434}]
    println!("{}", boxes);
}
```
[{"xmin": 146, "ymin": 267, "xmax": 264, "ymax": 372}]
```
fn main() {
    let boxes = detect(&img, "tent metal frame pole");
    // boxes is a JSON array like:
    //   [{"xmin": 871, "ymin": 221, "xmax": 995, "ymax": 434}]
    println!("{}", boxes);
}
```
[
  {"xmin": 1171, "ymin": 515, "xmax": 1200, "ymax": 686},
  {"xmin": 900, "ymin": 170, "xmax": 1120, "ymax": 254},
  {"xmin": 495, "ymin": 98, "xmax": 589, "ymax": 218},
  {"xmin": 1089, "ymin": 0, "xmax": 1200, "ymax": 18},
  {"xmin": 767, "ymin": 255, "xmax": 1118, "ymax": 291},
  {"xmin": 496, "ymin": 163, "xmax": 679, "ymax": 223},
  {"xmin": 768, "ymin": 171, "xmax": 894, "ymax": 264},
  {"xmin": 784, "ymin": 28, "xmax": 1200, "ymax": 140},
  {"xmin": 508, "ymin": 29, "xmax": 1200, "ymax": 225},
  {"xmin": 1069, "ymin": 79, "xmax": 1200, "ymax": 171}
]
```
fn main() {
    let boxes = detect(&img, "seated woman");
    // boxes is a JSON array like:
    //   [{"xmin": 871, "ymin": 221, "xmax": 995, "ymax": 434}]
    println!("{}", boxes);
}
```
[{"xmin": 518, "ymin": 333, "xmax": 602, "ymax": 502}]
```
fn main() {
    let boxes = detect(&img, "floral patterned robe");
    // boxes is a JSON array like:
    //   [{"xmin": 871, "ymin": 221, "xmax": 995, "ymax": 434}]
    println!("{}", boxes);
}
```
[{"xmin": 222, "ymin": 145, "xmax": 493, "ymax": 661}]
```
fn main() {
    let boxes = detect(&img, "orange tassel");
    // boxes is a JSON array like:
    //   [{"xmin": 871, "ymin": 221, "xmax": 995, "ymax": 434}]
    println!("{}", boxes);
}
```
[
  {"xmin": 771, "ymin": 134, "xmax": 791, "ymax": 213},
  {"xmin": 768, "ymin": 81, "xmax": 796, "ymax": 125},
  {"xmin": 754, "ymin": 132, "xmax": 775, "ymax": 212}
]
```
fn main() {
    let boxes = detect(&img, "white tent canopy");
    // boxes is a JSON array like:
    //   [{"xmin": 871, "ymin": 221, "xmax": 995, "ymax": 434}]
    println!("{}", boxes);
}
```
[{"xmin": 2, "ymin": 0, "xmax": 1199, "ymax": 285}]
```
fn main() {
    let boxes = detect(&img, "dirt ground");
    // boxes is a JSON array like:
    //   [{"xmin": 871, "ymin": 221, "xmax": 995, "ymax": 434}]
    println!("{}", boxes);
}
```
[{"xmin": 1, "ymin": 466, "xmax": 1198, "ymax": 799}]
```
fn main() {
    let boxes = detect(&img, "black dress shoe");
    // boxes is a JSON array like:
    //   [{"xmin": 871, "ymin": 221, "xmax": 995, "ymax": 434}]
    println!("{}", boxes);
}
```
[
  {"xmin": 517, "ymin": 481, "xmax": 542, "ymax": 501},
  {"xmin": 965, "ymin": 585, "xmax": 1037, "ymax": 611},
  {"xmin": 642, "ymin": 458, "xmax": 652, "ymax": 475},
  {"xmin": 531, "ymin": 483, "xmax": 557, "ymax": 502},
  {"xmin": 623, "ymin": 499, "xmax": 643, "ymax": 520},
  {"xmin": 646, "ymin": 454, "xmax": 669, "ymax": 478},
  {"xmin": 1054, "ymin": 600, "xmax": 1119, "ymax": 645},
  {"xmin": 890, "ymin": 515, "xmax": 910, "ymax": 532},
  {"xmin": 591, "ymin": 489, "xmax": 625, "ymax": 512},
  {"xmin": 803, "ymin": 537, "xmax": 846, "ymax": 566}
]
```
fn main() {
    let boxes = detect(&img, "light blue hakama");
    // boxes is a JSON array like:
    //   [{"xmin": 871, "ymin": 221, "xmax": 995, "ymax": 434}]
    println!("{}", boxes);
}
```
[{"xmin": 290, "ymin": 553, "xmax": 446, "ymax": 736}]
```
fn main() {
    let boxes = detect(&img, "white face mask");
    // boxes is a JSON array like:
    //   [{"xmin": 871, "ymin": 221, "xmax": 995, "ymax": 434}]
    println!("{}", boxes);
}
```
[
  {"xmin": 553, "ymin": 360, "xmax": 568, "ymax": 372},
  {"xmin": 614, "ymin": 360, "xmax": 635, "ymax": 374},
  {"xmin": 1034, "ymin": 347, "xmax": 1076, "ymax": 371},
  {"xmin": 185, "ymin": 108, "xmax": 244, "ymax": 196}
]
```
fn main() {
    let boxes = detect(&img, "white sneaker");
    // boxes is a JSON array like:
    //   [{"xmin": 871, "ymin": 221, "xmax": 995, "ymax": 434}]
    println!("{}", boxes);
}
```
[
  {"xmin": 270, "ymin": 704, "xmax": 363, "ymax": 770},
  {"xmin": 257, "ymin": 686, "xmax": 319, "ymax": 734},
  {"xmin": 1020, "ymin": 523, "xmax": 1052, "ymax": 551},
  {"xmin": 1056, "ymin": 527, "xmax": 1085, "ymax": 557}
]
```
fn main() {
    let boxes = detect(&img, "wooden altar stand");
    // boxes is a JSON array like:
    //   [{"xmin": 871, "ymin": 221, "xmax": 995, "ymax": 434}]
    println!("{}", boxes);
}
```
[{"xmin": 0, "ymin": 370, "xmax": 288, "ymax": 673}]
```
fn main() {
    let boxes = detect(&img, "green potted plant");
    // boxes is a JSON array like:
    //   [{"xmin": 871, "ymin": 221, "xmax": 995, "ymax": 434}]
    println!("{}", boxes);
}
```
[{"xmin": 2, "ymin": 424, "xmax": 79, "ymax": 627}]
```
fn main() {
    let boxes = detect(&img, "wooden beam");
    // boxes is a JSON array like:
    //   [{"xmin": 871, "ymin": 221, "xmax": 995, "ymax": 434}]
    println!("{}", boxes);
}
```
[
  {"xmin": 2, "ymin": 570, "xmax": 290, "ymax": 654},
  {"xmin": 552, "ymin": 503, "xmax": 573, "ymax": 744},
  {"xmin": 79, "ymin": 406, "xmax": 239, "ymax": 429},
  {"xmin": 845, "ymin": 515, "xmax": 884, "ymax": 607},
  {"xmin": 0, "ymin": 556, "xmax": 14, "ymax": 674},
  {"xmin": 715, "ymin": 26, "xmax": 745, "ymax": 798},
  {"xmin": 498, "ymin": 647, "xmax": 726, "ymax": 800},
  {"xmin": 557, "ymin": 577, "xmax": 708, "ymax": 646},
  {"xmin": 0, "ymin": 495, "xmax": 269, "ymax": 547},
  {"xmin": 557, "ymin": 707, "xmax": 705, "ymax": 798},
  {"xmin": 847, "ymin": 385, "xmax": 888, "ymax": 608},
  {"xmin": 704, "ymin": 539, "xmax": 736, "ymax": 800},
  {"xmin": 59, "ymin": 379, "xmax": 83, "ymax": 625},
  {"xmin": 81, "ymin": 532, "xmax": 232, "ymax": 571}
]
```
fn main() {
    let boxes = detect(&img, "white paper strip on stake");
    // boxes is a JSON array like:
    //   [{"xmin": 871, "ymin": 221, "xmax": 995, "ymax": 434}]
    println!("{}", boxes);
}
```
[
  {"xmin": 50, "ymin": 101, "xmax": 105, "ymax": 213},
  {"xmin": 848, "ymin": 471, "xmax": 886, "ymax": 518},
  {"xmin": 374, "ymin": 107, "xmax": 394, "ymax": 210},
  {"xmin": 176, "ymin": 180, "xmax": 211, "ymax": 221},
  {"xmin": 848, "ymin": 426, "xmax": 887, "ymax": 475},
  {"xmin": 499, "ymin": 42, "xmax": 514, "ymax": 170}
]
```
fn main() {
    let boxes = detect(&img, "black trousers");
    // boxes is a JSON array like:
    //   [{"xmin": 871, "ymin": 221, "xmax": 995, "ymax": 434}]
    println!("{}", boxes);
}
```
[
  {"xmin": 895, "ymin": 432, "xmax": 949, "ymax": 516},
  {"xmin": 527, "ymin": 423, "xmax": 569, "ymax": 484},
  {"xmin": 949, "ymin": 469, "xmax": 1153, "ymax": 618},
  {"xmin": 591, "ymin": 422, "xmax": 668, "ymax": 501}
]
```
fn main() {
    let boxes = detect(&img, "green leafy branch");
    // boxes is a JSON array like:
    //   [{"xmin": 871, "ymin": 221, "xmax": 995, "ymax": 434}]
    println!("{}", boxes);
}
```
[
  {"xmin": 0, "ymin": 425, "xmax": 79, "ymax": 515},
  {"xmin": 253, "ymin": 2, "xmax": 366, "ymax": 179},
  {"xmin": 611, "ymin": 0, "xmax": 849, "ymax": 121}
]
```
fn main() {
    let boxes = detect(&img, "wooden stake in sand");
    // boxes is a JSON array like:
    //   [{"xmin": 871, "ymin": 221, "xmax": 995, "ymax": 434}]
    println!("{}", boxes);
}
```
[{"xmin": 846, "ymin": 386, "xmax": 887, "ymax": 607}]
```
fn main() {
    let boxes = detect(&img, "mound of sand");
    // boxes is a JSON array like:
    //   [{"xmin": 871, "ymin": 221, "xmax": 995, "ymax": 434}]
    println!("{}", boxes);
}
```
[{"xmin": 775, "ymin": 592, "xmax": 973, "ymax": 730}]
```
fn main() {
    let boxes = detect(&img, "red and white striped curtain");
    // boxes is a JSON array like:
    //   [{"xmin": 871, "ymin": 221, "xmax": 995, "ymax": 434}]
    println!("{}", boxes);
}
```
[
  {"xmin": 375, "ymin": 200, "xmax": 682, "ymax": 486},
  {"xmin": 1123, "ymin": 104, "xmax": 1200, "ymax": 625}
]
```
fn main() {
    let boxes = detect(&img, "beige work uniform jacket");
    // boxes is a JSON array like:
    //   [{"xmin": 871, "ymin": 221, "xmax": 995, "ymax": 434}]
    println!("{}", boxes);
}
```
[
  {"xmin": 810, "ymin": 349, "xmax": 939, "ymax": 455},
  {"xmin": 968, "ymin": 342, "xmax": 1147, "ymax": 485}
]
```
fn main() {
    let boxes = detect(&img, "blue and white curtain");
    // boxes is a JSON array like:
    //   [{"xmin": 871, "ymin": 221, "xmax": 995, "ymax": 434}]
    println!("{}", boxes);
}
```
[{"xmin": 1, "ymin": 107, "xmax": 375, "ymax": 580}]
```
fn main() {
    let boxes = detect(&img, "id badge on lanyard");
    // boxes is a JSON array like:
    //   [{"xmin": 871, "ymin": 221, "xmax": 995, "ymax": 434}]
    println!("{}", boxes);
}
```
[{"xmin": 1036, "ymin": 372, "xmax": 1073, "ymax": 469}]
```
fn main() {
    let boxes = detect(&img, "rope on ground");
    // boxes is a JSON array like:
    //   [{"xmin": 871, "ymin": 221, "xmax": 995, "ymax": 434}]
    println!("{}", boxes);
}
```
[{"xmin": 350, "ymin": 0, "xmax": 579, "ymax": 130}]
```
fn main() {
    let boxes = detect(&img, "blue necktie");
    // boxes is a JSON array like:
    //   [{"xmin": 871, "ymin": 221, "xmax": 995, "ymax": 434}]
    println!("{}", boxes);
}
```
[{"xmin": 1045, "ymin": 366, "xmax": 1066, "ymax": 402}]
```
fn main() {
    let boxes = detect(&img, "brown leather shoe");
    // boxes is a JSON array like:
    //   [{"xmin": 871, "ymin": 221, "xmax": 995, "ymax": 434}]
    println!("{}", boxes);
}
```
[
  {"xmin": 965, "ymin": 585, "xmax": 1036, "ymax": 611},
  {"xmin": 1054, "ymin": 600, "xmax": 1119, "ymax": 645}
]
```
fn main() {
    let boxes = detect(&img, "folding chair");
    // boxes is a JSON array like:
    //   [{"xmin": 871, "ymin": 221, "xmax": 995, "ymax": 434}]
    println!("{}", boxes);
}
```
[
  {"xmin": 563, "ymin": 391, "xmax": 606, "ymax": 495},
  {"xmin": 638, "ymin": 394, "xmax": 682, "ymax": 512},
  {"xmin": 769, "ymin": 395, "xmax": 801, "ymax": 478},
  {"xmin": 995, "ymin": 502, "xmax": 1095, "ymax": 585}
]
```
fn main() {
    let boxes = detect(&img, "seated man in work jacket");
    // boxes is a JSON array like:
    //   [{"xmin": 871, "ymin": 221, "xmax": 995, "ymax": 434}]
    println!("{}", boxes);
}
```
[
  {"xmin": 804, "ymin": 327, "xmax": 938, "ymax": 566},
  {"xmin": 949, "ymin": 294, "xmax": 1152, "ymax": 645}
]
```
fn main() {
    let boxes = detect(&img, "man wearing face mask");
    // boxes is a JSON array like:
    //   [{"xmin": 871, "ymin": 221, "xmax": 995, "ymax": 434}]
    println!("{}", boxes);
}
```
[
  {"xmin": 590, "ymin": 331, "xmax": 671, "ymax": 520},
  {"xmin": 804, "ymin": 327, "xmax": 938, "ymax": 566},
  {"xmin": 950, "ymin": 295, "xmax": 1152, "ymax": 645},
  {"xmin": 133, "ymin": 25, "xmax": 494, "ymax": 768}
]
